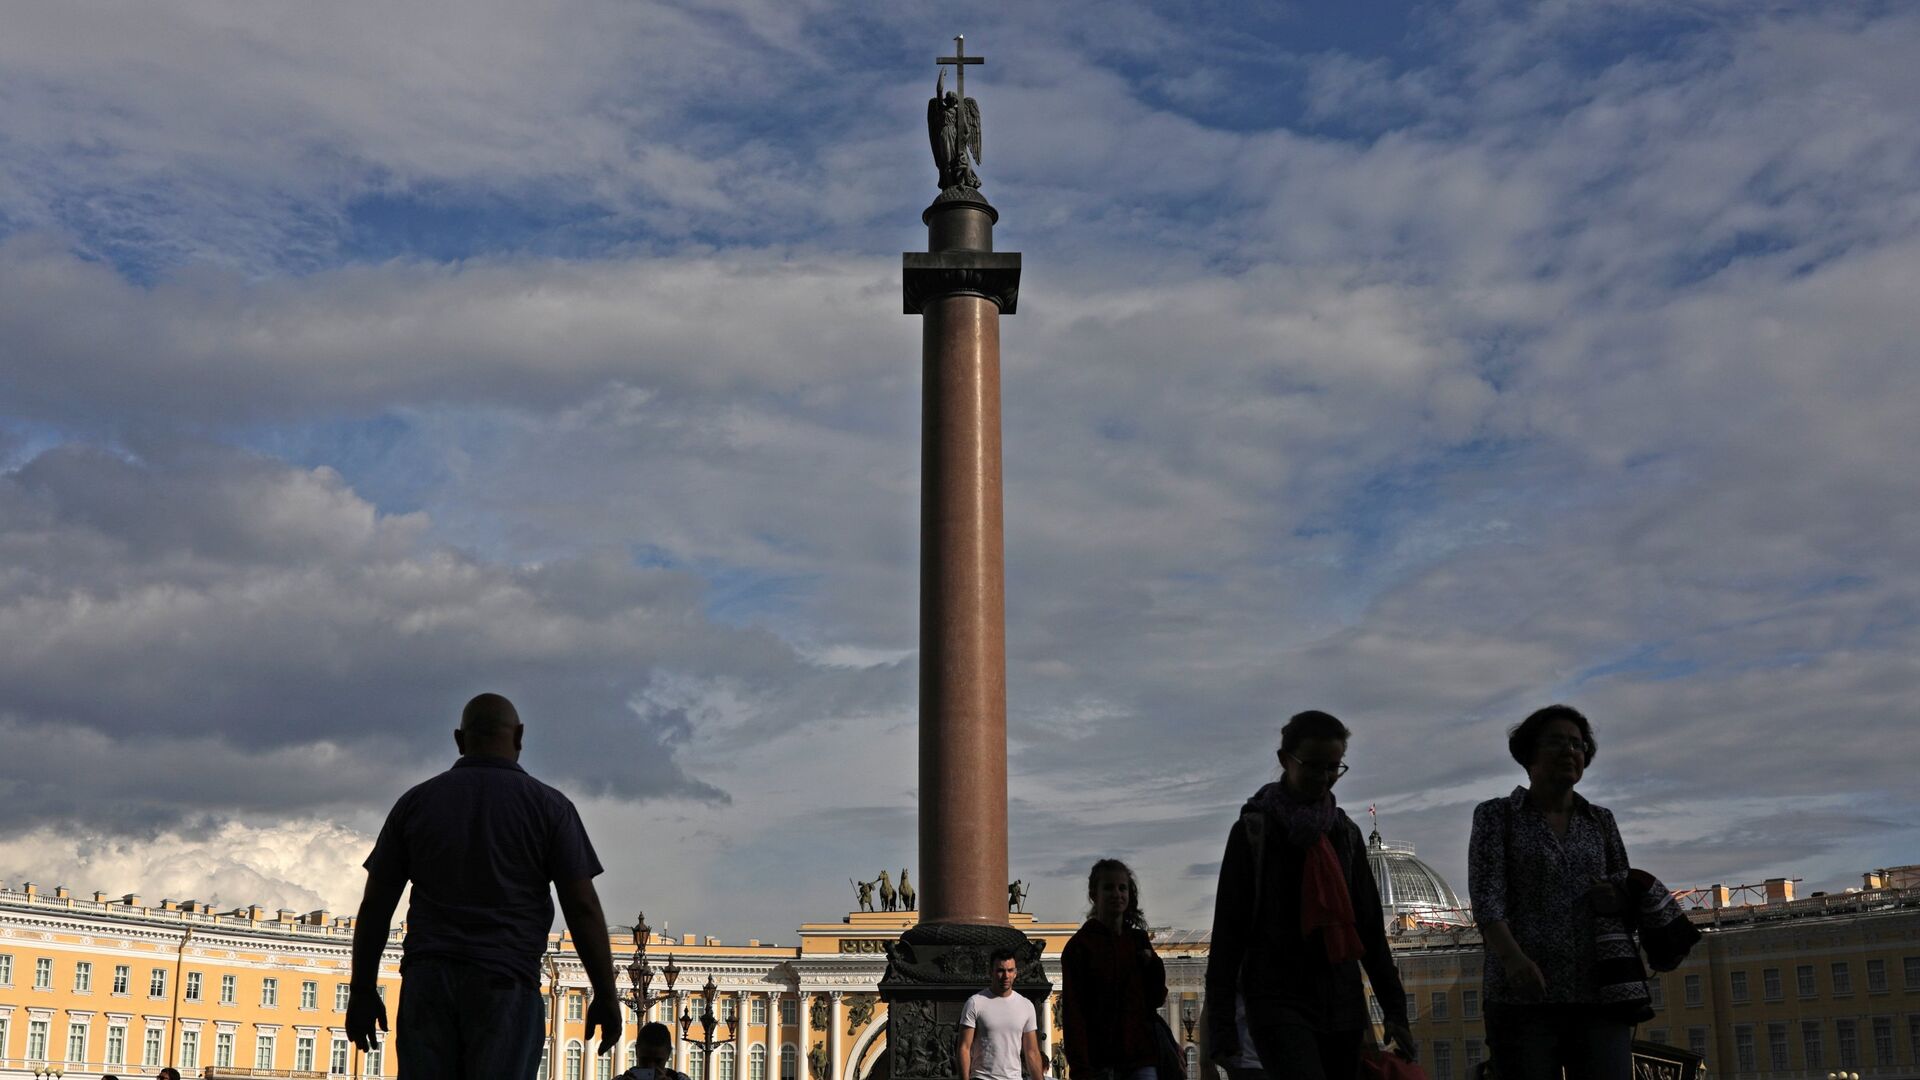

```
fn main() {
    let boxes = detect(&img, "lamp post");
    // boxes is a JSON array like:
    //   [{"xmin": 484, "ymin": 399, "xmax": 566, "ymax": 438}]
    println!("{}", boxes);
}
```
[{"xmin": 680, "ymin": 976, "xmax": 729, "ymax": 1080}]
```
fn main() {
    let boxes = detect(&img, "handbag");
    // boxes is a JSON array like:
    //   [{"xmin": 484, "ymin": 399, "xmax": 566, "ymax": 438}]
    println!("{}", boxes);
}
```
[
  {"xmin": 1151, "ymin": 1012, "xmax": 1185, "ymax": 1080},
  {"xmin": 1360, "ymin": 1050, "xmax": 1429, "ymax": 1080}
]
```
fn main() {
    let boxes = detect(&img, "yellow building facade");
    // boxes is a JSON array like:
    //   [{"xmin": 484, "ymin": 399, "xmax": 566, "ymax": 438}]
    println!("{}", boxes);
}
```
[{"xmin": 3, "ymin": 870, "xmax": 1916, "ymax": 1080}]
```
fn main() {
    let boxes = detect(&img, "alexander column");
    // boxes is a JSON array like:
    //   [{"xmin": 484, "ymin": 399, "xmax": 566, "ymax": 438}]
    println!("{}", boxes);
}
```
[{"xmin": 881, "ymin": 36, "xmax": 1047, "ymax": 1080}]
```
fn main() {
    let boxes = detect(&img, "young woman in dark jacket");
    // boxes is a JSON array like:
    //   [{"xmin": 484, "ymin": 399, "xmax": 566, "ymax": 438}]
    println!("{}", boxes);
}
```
[
  {"xmin": 1206, "ymin": 711, "xmax": 1415, "ymax": 1080},
  {"xmin": 1062, "ymin": 859, "xmax": 1168, "ymax": 1080}
]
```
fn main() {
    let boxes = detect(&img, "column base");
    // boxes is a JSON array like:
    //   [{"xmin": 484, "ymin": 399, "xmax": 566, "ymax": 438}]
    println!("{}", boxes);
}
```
[{"xmin": 880, "ymin": 922, "xmax": 1051, "ymax": 1080}]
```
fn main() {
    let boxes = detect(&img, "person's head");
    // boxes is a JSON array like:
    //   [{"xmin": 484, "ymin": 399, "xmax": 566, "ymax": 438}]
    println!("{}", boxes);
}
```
[
  {"xmin": 636, "ymin": 1022, "xmax": 675, "ymax": 1067},
  {"xmin": 987, "ymin": 947, "xmax": 1019, "ymax": 995},
  {"xmin": 1277, "ymin": 709, "xmax": 1351, "ymax": 800},
  {"xmin": 456, "ymin": 692, "xmax": 524, "ymax": 760},
  {"xmin": 1508, "ymin": 704, "xmax": 1596, "ymax": 789},
  {"xmin": 157, "ymin": 1070, "xmax": 182, "ymax": 1080},
  {"xmin": 1087, "ymin": 858, "xmax": 1146, "ymax": 931}
]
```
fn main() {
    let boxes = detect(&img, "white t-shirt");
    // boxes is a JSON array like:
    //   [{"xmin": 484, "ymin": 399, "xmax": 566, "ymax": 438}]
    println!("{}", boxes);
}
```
[{"xmin": 960, "ymin": 989, "xmax": 1036, "ymax": 1080}]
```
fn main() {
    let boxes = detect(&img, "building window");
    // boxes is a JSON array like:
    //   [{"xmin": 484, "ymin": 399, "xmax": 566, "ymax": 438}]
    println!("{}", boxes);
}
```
[
  {"xmin": 66, "ymin": 1021, "xmax": 89, "ymax": 1064},
  {"xmin": 781, "ymin": 998, "xmax": 798, "ymax": 1026},
  {"xmin": 1872, "ymin": 1017, "xmax": 1894, "ymax": 1065},
  {"xmin": 113, "ymin": 964, "xmax": 130, "ymax": 995},
  {"xmin": 257, "ymin": 1033, "xmax": 278, "ymax": 1069},
  {"xmin": 1686, "ymin": 1027, "xmax": 1708, "ymax": 1060},
  {"xmin": 720, "ymin": 1043, "xmax": 737, "ymax": 1080},
  {"xmin": 74, "ymin": 960, "xmax": 92, "ymax": 993},
  {"xmin": 332, "ymin": 1035, "xmax": 351, "ymax": 1074},
  {"xmin": 107, "ymin": 1023, "xmax": 127, "ymax": 1065},
  {"xmin": 1767, "ymin": 1023, "xmax": 1788, "ymax": 1071},
  {"xmin": 600, "ymin": 1054, "xmax": 614, "ymax": 1080},
  {"xmin": 568, "ymin": 1041, "xmax": 586, "ymax": 1080},
  {"xmin": 0, "ymin": 952, "xmax": 11, "ymax": 985},
  {"xmin": 1833, "ymin": 962, "xmax": 1853, "ymax": 996},
  {"xmin": 1405, "ymin": 993, "xmax": 1418, "ymax": 1022},
  {"xmin": 1431, "ymin": 991, "xmax": 1450, "ymax": 1021},
  {"xmin": 690, "ymin": 1044, "xmax": 707, "ymax": 1080},
  {"xmin": 1462, "ymin": 988, "xmax": 1480, "ymax": 1018},
  {"xmin": 368, "ymin": 1040, "xmax": 385, "ymax": 1076},
  {"xmin": 263, "ymin": 977, "xmax": 279, "ymax": 1007},
  {"xmin": 222, "ymin": 973, "xmax": 237, "ymax": 1004},
  {"xmin": 1649, "ymin": 979, "xmax": 1664, "ymax": 1009},
  {"xmin": 752, "ymin": 1045, "xmax": 769, "ymax": 1080},
  {"xmin": 1797, "ymin": 965, "xmax": 1816, "ymax": 998},
  {"xmin": 722, "ymin": 997, "xmax": 738, "ymax": 1022},
  {"xmin": 1905, "ymin": 956, "xmax": 1920, "ymax": 989},
  {"xmin": 187, "ymin": 970, "xmax": 203, "ymax": 1001},
  {"xmin": 1730, "ymin": 971, "xmax": 1748, "ymax": 1003},
  {"xmin": 181, "ymin": 1027, "xmax": 201, "ymax": 1070},
  {"xmin": 1836, "ymin": 1018, "xmax": 1858, "ymax": 1068},
  {"xmin": 149, "ymin": 967, "xmax": 168, "ymax": 998},
  {"xmin": 297, "ymin": 1033, "xmax": 317, "ymax": 1071},
  {"xmin": 1734, "ymin": 1025, "xmax": 1755, "ymax": 1073},
  {"xmin": 35, "ymin": 956, "xmax": 53, "ymax": 989},
  {"xmin": 217, "ymin": 1030, "xmax": 236, "ymax": 1067},
  {"xmin": 1802, "ymin": 1021, "xmax": 1823, "ymax": 1069},
  {"xmin": 1867, "ymin": 959, "xmax": 1887, "ymax": 993},
  {"xmin": 144, "ymin": 1026, "xmax": 164, "ymax": 1067},
  {"xmin": 753, "ymin": 997, "xmax": 769, "ymax": 1025},
  {"xmin": 540, "ymin": 1046, "xmax": 551, "ymax": 1080},
  {"xmin": 1684, "ymin": 974, "xmax": 1702, "ymax": 1007},
  {"xmin": 1432, "ymin": 1040, "xmax": 1453, "ymax": 1080},
  {"xmin": 1762, "ymin": 968, "xmax": 1782, "ymax": 1001},
  {"xmin": 1185, "ymin": 1045, "xmax": 1199, "ymax": 1080},
  {"xmin": 29, "ymin": 1018, "xmax": 50, "ymax": 1060},
  {"xmin": 301, "ymin": 980, "xmax": 319, "ymax": 1009},
  {"xmin": 571, "ymin": 992, "xmax": 587, "ymax": 1021},
  {"xmin": 1464, "ymin": 1040, "xmax": 1482, "ymax": 1074},
  {"xmin": 1649, "ymin": 1030, "xmax": 1668, "ymax": 1047},
  {"xmin": 338, "ymin": 983, "xmax": 352, "ymax": 1012},
  {"xmin": 782, "ymin": 1044, "xmax": 799, "ymax": 1080}
]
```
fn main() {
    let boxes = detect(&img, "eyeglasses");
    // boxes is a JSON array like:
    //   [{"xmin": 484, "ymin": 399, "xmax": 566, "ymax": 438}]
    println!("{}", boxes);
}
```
[
  {"xmin": 1282, "ymin": 752, "xmax": 1350, "ymax": 779},
  {"xmin": 1537, "ymin": 735, "xmax": 1588, "ymax": 752}
]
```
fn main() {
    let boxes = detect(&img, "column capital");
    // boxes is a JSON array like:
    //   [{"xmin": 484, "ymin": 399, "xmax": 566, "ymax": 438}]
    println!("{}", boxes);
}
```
[{"xmin": 902, "ymin": 252, "xmax": 1021, "ymax": 315}]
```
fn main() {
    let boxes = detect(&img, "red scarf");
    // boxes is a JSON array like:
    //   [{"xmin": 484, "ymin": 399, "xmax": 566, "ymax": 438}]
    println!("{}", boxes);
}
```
[{"xmin": 1300, "ymin": 833, "xmax": 1365, "ymax": 964}]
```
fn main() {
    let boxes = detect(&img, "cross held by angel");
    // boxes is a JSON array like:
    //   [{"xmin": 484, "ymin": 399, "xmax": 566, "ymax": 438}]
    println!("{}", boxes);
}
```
[{"xmin": 928, "ymin": 36, "xmax": 984, "ymax": 192}]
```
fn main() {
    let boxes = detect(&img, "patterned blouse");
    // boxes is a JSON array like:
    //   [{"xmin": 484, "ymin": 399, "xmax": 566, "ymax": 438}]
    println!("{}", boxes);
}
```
[{"xmin": 1468, "ymin": 786, "xmax": 1629, "ymax": 1004}]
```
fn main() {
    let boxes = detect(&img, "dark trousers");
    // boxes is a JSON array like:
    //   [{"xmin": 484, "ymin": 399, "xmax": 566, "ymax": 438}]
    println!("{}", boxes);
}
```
[
  {"xmin": 1485, "ymin": 1004, "xmax": 1632, "ymax": 1080},
  {"xmin": 397, "ymin": 956, "xmax": 545, "ymax": 1079},
  {"xmin": 1244, "ymin": 1000, "xmax": 1363, "ymax": 1080}
]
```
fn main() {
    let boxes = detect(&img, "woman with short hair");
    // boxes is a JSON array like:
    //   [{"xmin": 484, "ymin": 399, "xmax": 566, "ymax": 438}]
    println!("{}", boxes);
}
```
[{"xmin": 1469, "ymin": 704, "xmax": 1635, "ymax": 1080}]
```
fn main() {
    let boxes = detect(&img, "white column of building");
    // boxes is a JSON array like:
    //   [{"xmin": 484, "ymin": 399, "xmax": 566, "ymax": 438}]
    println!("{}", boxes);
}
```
[
  {"xmin": 765, "ymin": 991, "xmax": 783, "ymax": 1080},
  {"xmin": 673, "ymin": 992, "xmax": 688, "ymax": 1074},
  {"xmin": 1038, "ymin": 990, "xmax": 1054, "ymax": 1053},
  {"xmin": 827, "ymin": 992, "xmax": 843, "ymax": 1080},
  {"xmin": 798, "ymin": 988, "xmax": 813, "ymax": 1075},
  {"xmin": 735, "ymin": 990, "xmax": 749, "ymax": 1080}
]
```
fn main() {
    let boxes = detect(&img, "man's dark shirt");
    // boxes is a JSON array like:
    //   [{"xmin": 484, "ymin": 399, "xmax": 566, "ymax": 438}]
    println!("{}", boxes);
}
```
[{"xmin": 364, "ymin": 754, "xmax": 602, "ymax": 985}]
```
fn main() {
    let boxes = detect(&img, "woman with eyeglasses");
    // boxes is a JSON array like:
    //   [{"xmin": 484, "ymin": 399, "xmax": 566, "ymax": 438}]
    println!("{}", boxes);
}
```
[
  {"xmin": 1205, "ymin": 710, "xmax": 1414, "ymax": 1080},
  {"xmin": 1469, "ymin": 704, "xmax": 1634, "ymax": 1080}
]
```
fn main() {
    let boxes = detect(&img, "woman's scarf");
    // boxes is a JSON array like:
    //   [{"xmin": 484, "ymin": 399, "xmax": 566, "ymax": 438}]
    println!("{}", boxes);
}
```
[{"xmin": 1250, "ymin": 781, "xmax": 1363, "ymax": 964}]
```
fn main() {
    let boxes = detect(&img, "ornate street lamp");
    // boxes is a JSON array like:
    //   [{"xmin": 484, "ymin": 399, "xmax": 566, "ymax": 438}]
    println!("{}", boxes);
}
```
[
  {"xmin": 627, "ymin": 912, "xmax": 684, "ymax": 1030},
  {"xmin": 679, "ymin": 975, "xmax": 729, "ymax": 1080}
]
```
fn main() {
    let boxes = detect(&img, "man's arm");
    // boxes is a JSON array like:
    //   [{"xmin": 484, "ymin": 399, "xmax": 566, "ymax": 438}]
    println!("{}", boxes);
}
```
[
  {"xmin": 556, "ymin": 876, "xmax": 621, "ymax": 1054},
  {"xmin": 1022, "ymin": 1030, "xmax": 1046, "ymax": 1079},
  {"xmin": 956, "ymin": 1024, "xmax": 975, "ymax": 1080},
  {"xmin": 346, "ymin": 873, "xmax": 405, "ymax": 1050}
]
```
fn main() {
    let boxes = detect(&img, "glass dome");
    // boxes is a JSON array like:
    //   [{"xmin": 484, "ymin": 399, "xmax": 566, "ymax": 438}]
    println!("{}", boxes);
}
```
[{"xmin": 1367, "ymin": 826, "xmax": 1471, "ymax": 928}]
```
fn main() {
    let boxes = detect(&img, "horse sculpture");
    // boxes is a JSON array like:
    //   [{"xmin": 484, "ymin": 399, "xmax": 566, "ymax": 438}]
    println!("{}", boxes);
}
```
[
  {"xmin": 877, "ymin": 870, "xmax": 898, "ymax": 913},
  {"xmin": 899, "ymin": 869, "xmax": 916, "ymax": 912}
]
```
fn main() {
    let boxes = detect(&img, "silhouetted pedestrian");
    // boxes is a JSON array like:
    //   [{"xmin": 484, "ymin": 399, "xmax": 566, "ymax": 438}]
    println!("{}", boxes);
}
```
[
  {"xmin": 346, "ymin": 692, "xmax": 620, "ymax": 1077},
  {"xmin": 1469, "ymin": 704, "xmax": 1634, "ymax": 1080},
  {"xmin": 616, "ymin": 1021, "xmax": 694, "ymax": 1080},
  {"xmin": 1061, "ymin": 859, "xmax": 1167, "ymax": 1080},
  {"xmin": 1206, "ymin": 710, "xmax": 1415, "ymax": 1080}
]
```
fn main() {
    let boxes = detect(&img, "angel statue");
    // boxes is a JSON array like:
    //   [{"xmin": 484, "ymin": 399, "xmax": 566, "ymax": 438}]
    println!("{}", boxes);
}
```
[{"xmin": 927, "ymin": 67, "xmax": 982, "ymax": 192}]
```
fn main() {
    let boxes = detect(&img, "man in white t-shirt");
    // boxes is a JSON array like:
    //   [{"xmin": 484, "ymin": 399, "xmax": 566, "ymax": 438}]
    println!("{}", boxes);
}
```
[{"xmin": 957, "ymin": 949, "xmax": 1046, "ymax": 1080}]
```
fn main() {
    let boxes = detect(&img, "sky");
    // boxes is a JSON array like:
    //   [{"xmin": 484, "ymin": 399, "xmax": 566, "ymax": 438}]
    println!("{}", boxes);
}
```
[{"xmin": 1, "ymin": 0, "xmax": 1917, "ymax": 945}]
